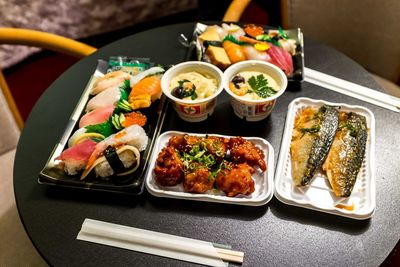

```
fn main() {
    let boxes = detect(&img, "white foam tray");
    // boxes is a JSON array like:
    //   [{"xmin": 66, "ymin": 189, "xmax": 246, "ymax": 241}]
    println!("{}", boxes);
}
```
[
  {"xmin": 274, "ymin": 97, "xmax": 376, "ymax": 219},
  {"xmin": 145, "ymin": 131, "xmax": 274, "ymax": 206}
]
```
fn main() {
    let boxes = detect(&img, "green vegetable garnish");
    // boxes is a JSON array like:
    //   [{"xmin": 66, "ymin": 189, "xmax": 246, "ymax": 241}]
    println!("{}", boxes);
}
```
[
  {"xmin": 119, "ymin": 87, "xmax": 129, "ymax": 101},
  {"xmin": 191, "ymin": 91, "xmax": 198, "ymax": 100},
  {"xmin": 300, "ymin": 124, "xmax": 321, "ymax": 138},
  {"xmin": 111, "ymin": 113, "xmax": 126, "ymax": 130},
  {"xmin": 278, "ymin": 26, "xmax": 289, "ymax": 40},
  {"xmin": 116, "ymin": 99, "xmax": 133, "ymax": 113},
  {"xmin": 255, "ymin": 34, "xmax": 281, "ymax": 47},
  {"xmin": 85, "ymin": 121, "xmax": 114, "ymax": 137},
  {"xmin": 248, "ymin": 74, "xmax": 277, "ymax": 98},
  {"xmin": 222, "ymin": 34, "xmax": 248, "ymax": 46},
  {"xmin": 115, "ymin": 85, "xmax": 133, "ymax": 113},
  {"xmin": 339, "ymin": 122, "xmax": 358, "ymax": 137}
]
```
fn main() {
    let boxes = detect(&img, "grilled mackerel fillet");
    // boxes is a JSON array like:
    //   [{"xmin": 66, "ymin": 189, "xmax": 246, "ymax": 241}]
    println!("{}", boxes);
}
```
[
  {"xmin": 291, "ymin": 105, "xmax": 339, "ymax": 186},
  {"xmin": 322, "ymin": 112, "xmax": 368, "ymax": 197}
]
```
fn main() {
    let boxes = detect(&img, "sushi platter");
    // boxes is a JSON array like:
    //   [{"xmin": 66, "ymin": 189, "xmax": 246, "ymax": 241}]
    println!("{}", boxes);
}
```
[
  {"xmin": 39, "ymin": 58, "xmax": 168, "ymax": 194},
  {"xmin": 182, "ymin": 22, "xmax": 304, "ymax": 82}
]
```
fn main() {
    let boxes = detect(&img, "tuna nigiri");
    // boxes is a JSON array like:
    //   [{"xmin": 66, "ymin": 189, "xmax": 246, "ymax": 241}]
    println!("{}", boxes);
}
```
[
  {"xmin": 267, "ymin": 44, "xmax": 294, "ymax": 75},
  {"xmin": 56, "ymin": 139, "xmax": 97, "ymax": 175}
]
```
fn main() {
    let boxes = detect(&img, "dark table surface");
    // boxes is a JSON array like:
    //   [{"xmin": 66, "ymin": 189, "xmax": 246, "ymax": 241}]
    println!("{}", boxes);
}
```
[{"xmin": 14, "ymin": 22, "xmax": 400, "ymax": 266}]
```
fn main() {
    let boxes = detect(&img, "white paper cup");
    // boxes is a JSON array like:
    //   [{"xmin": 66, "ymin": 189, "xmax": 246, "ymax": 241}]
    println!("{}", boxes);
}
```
[
  {"xmin": 223, "ymin": 60, "xmax": 288, "ymax": 121},
  {"xmin": 161, "ymin": 61, "xmax": 224, "ymax": 122}
]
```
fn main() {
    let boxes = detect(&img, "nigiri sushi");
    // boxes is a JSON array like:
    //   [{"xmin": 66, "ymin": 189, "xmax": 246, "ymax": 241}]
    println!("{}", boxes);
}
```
[
  {"xmin": 130, "ymin": 76, "xmax": 162, "ymax": 102},
  {"xmin": 243, "ymin": 45, "xmax": 271, "ymax": 61},
  {"xmin": 68, "ymin": 128, "xmax": 105, "ymax": 147},
  {"xmin": 91, "ymin": 71, "xmax": 132, "ymax": 95},
  {"xmin": 130, "ymin": 66, "xmax": 165, "ymax": 85},
  {"xmin": 221, "ymin": 23, "xmax": 245, "ymax": 40},
  {"xmin": 81, "ymin": 124, "xmax": 148, "ymax": 179},
  {"xmin": 128, "ymin": 75, "xmax": 162, "ymax": 110},
  {"xmin": 223, "ymin": 40, "xmax": 247, "ymax": 64},
  {"xmin": 267, "ymin": 44, "xmax": 294, "ymax": 75},
  {"xmin": 86, "ymin": 87, "xmax": 121, "ymax": 112},
  {"xmin": 82, "ymin": 145, "xmax": 141, "ymax": 179},
  {"xmin": 79, "ymin": 105, "xmax": 114, "ymax": 128},
  {"xmin": 56, "ymin": 139, "xmax": 97, "ymax": 175}
]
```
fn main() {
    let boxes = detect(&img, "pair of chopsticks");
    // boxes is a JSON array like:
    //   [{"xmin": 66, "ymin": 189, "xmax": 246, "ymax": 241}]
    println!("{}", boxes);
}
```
[
  {"xmin": 77, "ymin": 219, "xmax": 243, "ymax": 266},
  {"xmin": 214, "ymin": 247, "xmax": 244, "ymax": 263},
  {"xmin": 304, "ymin": 67, "xmax": 400, "ymax": 113}
]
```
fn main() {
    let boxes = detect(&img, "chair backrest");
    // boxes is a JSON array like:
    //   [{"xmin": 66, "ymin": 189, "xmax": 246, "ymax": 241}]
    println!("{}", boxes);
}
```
[
  {"xmin": 0, "ymin": 28, "xmax": 97, "ymax": 130},
  {"xmin": 223, "ymin": 0, "xmax": 252, "ymax": 22},
  {"xmin": 281, "ymin": 0, "xmax": 400, "ymax": 84},
  {"xmin": 0, "ymin": 81, "xmax": 20, "ymax": 155}
]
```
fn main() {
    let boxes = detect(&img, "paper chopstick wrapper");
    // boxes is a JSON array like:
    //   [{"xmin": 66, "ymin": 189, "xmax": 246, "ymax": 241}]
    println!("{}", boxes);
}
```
[
  {"xmin": 77, "ymin": 219, "xmax": 242, "ymax": 267},
  {"xmin": 304, "ymin": 67, "xmax": 400, "ymax": 113}
]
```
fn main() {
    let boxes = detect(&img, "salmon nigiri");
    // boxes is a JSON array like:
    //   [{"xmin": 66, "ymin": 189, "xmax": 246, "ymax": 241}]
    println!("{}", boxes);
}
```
[
  {"xmin": 223, "ymin": 40, "xmax": 247, "ymax": 64},
  {"xmin": 129, "ymin": 76, "xmax": 162, "ymax": 102}
]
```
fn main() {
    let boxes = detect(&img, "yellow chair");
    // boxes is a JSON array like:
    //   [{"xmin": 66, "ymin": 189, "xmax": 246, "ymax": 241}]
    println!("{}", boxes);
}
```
[
  {"xmin": 0, "ymin": 28, "xmax": 97, "ymax": 130},
  {"xmin": 223, "ymin": 0, "xmax": 252, "ymax": 22}
]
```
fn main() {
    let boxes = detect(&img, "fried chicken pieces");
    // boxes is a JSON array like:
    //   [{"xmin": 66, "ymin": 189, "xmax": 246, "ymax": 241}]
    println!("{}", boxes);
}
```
[
  {"xmin": 154, "ymin": 134, "xmax": 266, "ymax": 197},
  {"xmin": 153, "ymin": 146, "xmax": 184, "ymax": 186},
  {"xmin": 216, "ymin": 163, "xmax": 255, "ymax": 197}
]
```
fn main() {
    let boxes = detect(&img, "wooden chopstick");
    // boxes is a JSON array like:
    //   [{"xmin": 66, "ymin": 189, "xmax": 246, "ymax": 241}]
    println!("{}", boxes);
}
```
[
  {"xmin": 78, "ymin": 219, "xmax": 244, "ymax": 265},
  {"xmin": 216, "ymin": 247, "xmax": 244, "ymax": 263}
]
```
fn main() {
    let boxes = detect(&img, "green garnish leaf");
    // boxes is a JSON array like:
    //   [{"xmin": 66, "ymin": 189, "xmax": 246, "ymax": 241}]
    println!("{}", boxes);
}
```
[
  {"xmin": 119, "ymin": 87, "xmax": 129, "ymax": 101},
  {"xmin": 255, "ymin": 34, "xmax": 281, "ymax": 47},
  {"xmin": 119, "ymin": 79, "xmax": 131, "ymax": 95},
  {"xmin": 116, "ymin": 99, "xmax": 133, "ymax": 112},
  {"xmin": 85, "ymin": 121, "xmax": 114, "ymax": 137},
  {"xmin": 247, "ymin": 74, "xmax": 277, "ymax": 98},
  {"xmin": 178, "ymin": 79, "xmax": 190, "ymax": 86},
  {"xmin": 222, "ymin": 34, "xmax": 248, "ymax": 45},
  {"xmin": 278, "ymin": 26, "xmax": 289, "ymax": 40},
  {"xmin": 111, "ymin": 113, "xmax": 125, "ymax": 130}
]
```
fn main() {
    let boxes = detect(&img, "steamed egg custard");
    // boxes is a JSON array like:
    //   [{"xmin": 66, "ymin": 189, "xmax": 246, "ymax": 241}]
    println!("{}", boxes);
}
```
[
  {"xmin": 169, "ymin": 71, "xmax": 218, "ymax": 101},
  {"xmin": 229, "ymin": 71, "xmax": 279, "ymax": 100}
]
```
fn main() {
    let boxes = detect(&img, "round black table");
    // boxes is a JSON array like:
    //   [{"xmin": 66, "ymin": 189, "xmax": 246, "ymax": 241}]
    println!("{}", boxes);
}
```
[{"xmin": 14, "ymin": 23, "xmax": 400, "ymax": 266}]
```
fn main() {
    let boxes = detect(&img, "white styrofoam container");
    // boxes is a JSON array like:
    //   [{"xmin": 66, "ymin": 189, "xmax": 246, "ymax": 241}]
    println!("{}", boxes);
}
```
[
  {"xmin": 145, "ymin": 131, "xmax": 274, "ymax": 206},
  {"xmin": 274, "ymin": 97, "xmax": 376, "ymax": 219}
]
